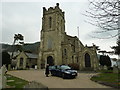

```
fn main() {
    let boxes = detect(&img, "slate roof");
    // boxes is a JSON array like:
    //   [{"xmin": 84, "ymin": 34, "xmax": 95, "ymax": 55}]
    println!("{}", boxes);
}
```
[{"xmin": 25, "ymin": 53, "xmax": 38, "ymax": 59}]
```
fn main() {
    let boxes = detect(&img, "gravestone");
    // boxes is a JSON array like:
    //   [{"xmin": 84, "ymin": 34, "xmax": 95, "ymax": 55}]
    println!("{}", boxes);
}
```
[
  {"xmin": 0, "ymin": 65, "xmax": 7, "ymax": 89},
  {"xmin": 8, "ymin": 64, "xmax": 11, "ymax": 70},
  {"xmin": 98, "ymin": 65, "xmax": 103, "ymax": 70},
  {"xmin": 103, "ymin": 65, "xmax": 108, "ymax": 70},
  {"xmin": 35, "ymin": 65, "xmax": 37, "ymax": 70},
  {"xmin": 24, "ymin": 81, "xmax": 48, "ymax": 90},
  {"xmin": 113, "ymin": 65, "xmax": 119, "ymax": 73}
]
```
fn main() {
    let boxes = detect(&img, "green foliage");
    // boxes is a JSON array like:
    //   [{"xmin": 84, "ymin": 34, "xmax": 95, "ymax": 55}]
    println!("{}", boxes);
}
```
[
  {"xmin": 99, "ymin": 70, "xmax": 113, "ymax": 73},
  {"xmin": 91, "ymin": 71, "xmax": 120, "ymax": 88},
  {"xmin": 2, "ymin": 51, "xmax": 11, "ymax": 68},
  {"xmin": 1, "ymin": 42, "xmax": 40, "ymax": 54},
  {"xmin": 23, "ymin": 42, "xmax": 40, "ymax": 53},
  {"xmin": 14, "ymin": 34, "xmax": 23, "ymax": 41},
  {"xmin": 92, "ymin": 73, "xmax": 119, "ymax": 83},
  {"xmin": 99, "ymin": 55, "xmax": 111, "ymax": 67},
  {"xmin": 6, "ymin": 74, "xmax": 28, "ymax": 88}
]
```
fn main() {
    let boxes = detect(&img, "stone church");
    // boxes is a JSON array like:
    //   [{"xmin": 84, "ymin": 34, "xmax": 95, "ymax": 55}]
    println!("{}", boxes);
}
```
[{"xmin": 38, "ymin": 3, "xmax": 99, "ymax": 70}]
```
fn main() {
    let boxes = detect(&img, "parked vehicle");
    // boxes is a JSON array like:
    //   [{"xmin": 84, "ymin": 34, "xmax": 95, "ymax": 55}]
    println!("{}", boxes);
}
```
[{"xmin": 49, "ymin": 65, "xmax": 78, "ymax": 79}]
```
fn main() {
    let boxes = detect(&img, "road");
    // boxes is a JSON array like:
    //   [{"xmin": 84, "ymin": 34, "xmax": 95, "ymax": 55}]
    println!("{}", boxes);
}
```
[{"xmin": 7, "ymin": 70, "xmax": 111, "ymax": 88}]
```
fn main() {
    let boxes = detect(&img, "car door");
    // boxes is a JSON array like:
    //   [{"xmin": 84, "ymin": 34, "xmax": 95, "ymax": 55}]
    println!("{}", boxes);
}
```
[
  {"xmin": 51, "ymin": 66, "xmax": 59, "ymax": 76},
  {"xmin": 54, "ymin": 66, "xmax": 61, "ymax": 76},
  {"xmin": 57, "ymin": 66, "xmax": 64, "ymax": 77}
]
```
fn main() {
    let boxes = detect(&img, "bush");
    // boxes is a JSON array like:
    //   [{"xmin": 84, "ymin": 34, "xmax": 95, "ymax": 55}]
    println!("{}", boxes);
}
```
[
  {"xmin": 17, "ymin": 67, "xmax": 27, "ymax": 70},
  {"xmin": 108, "ymin": 67, "xmax": 113, "ymax": 70},
  {"xmin": 99, "ymin": 55, "xmax": 111, "ymax": 67},
  {"xmin": 2, "ymin": 51, "xmax": 11, "ymax": 69},
  {"xmin": 68, "ymin": 63, "xmax": 79, "ymax": 70}
]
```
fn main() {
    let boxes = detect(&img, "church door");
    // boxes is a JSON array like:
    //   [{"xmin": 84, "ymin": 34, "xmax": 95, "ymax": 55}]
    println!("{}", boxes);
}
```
[
  {"xmin": 85, "ymin": 53, "xmax": 91, "ymax": 67},
  {"xmin": 47, "ymin": 56, "xmax": 54, "ymax": 66},
  {"xmin": 20, "ymin": 57, "xmax": 23, "ymax": 69}
]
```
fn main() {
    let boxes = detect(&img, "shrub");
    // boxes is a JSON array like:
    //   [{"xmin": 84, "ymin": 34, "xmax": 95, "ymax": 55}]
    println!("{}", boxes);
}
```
[
  {"xmin": 99, "ymin": 55, "xmax": 111, "ymax": 67},
  {"xmin": 108, "ymin": 67, "xmax": 113, "ymax": 70},
  {"xmin": 68, "ymin": 63, "xmax": 79, "ymax": 70}
]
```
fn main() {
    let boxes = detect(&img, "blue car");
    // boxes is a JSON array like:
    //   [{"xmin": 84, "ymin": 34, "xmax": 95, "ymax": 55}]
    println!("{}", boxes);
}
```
[{"xmin": 49, "ymin": 65, "xmax": 77, "ymax": 79}]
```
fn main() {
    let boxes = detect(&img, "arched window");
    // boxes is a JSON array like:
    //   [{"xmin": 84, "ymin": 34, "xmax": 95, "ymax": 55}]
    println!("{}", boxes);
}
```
[
  {"xmin": 64, "ymin": 49, "xmax": 67, "ymax": 55},
  {"xmin": 49, "ymin": 17, "xmax": 52, "ymax": 28},
  {"xmin": 85, "ymin": 53, "xmax": 91, "ymax": 67},
  {"xmin": 76, "ymin": 57, "xmax": 79, "ymax": 63},
  {"xmin": 20, "ymin": 57, "xmax": 23, "ymax": 66}
]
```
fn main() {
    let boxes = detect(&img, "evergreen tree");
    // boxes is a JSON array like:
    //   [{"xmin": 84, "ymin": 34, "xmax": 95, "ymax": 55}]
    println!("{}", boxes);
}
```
[
  {"xmin": 99, "ymin": 55, "xmax": 111, "ymax": 67},
  {"xmin": 2, "ymin": 51, "xmax": 11, "ymax": 68}
]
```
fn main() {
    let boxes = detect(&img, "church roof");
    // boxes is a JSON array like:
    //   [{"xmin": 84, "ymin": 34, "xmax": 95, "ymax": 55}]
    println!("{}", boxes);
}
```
[
  {"xmin": 25, "ymin": 53, "xmax": 38, "ymax": 59},
  {"xmin": 65, "ymin": 35, "xmax": 84, "ymax": 47},
  {"xmin": 8, "ymin": 50, "xmax": 20, "ymax": 58}
]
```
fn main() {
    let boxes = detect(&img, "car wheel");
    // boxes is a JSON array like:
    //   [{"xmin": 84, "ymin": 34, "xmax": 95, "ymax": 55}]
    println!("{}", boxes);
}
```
[
  {"xmin": 62, "ymin": 73, "xmax": 65, "ymax": 79},
  {"xmin": 51, "ymin": 73, "xmax": 54, "ymax": 76},
  {"xmin": 50, "ymin": 71, "xmax": 54, "ymax": 76}
]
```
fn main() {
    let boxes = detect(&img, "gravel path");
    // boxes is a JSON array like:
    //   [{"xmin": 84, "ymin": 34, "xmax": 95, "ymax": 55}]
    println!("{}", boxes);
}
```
[{"xmin": 7, "ymin": 70, "xmax": 111, "ymax": 88}]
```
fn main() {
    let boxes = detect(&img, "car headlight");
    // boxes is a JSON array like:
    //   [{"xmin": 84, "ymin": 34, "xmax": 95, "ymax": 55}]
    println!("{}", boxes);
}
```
[
  {"xmin": 73, "ymin": 70, "xmax": 77, "ymax": 73},
  {"xmin": 64, "ymin": 71, "xmax": 71, "ymax": 74},
  {"xmin": 75, "ymin": 71, "xmax": 77, "ymax": 73}
]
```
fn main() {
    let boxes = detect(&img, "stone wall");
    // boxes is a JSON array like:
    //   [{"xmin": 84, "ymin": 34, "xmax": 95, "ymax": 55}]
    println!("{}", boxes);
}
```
[
  {"xmin": 16, "ymin": 51, "xmax": 28, "ymax": 69},
  {"xmin": 38, "ymin": 3, "xmax": 99, "ymax": 71}
]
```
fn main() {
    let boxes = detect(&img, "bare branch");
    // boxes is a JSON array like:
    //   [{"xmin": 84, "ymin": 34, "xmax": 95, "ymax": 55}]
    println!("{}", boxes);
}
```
[
  {"xmin": 84, "ymin": 0, "xmax": 119, "ymax": 38},
  {"xmin": 88, "ymin": 32, "xmax": 119, "ymax": 39}
]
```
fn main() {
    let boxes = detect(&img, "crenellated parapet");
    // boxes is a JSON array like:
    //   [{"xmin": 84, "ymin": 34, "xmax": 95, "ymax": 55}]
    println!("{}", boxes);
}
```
[
  {"xmin": 43, "ymin": 3, "xmax": 64, "ymax": 18},
  {"xmin": 39, "ymin": 3, "xmax": 99, "ymax": 71}
]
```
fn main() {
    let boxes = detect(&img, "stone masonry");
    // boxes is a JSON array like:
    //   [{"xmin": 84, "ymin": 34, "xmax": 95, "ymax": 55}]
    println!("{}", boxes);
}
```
[{"xmin": 38, "ymin": 3, "xmax": 99, "ymax": 70}]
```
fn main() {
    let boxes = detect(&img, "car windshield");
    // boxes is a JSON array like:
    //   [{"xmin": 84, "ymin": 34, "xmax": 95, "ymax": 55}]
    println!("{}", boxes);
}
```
[
  {"xmin": 60, "ymin": 66, "xmax": 71, "ymax": 70},
  {"xmin": 49, "ymin": 66, "xmax": 56, "ymax": 69}
]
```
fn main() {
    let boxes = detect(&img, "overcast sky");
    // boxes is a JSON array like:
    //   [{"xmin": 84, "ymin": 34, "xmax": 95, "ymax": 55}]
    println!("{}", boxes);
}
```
[{"xmin": 1, "ymin": 0, "xmax": 117, "ymax": 54}]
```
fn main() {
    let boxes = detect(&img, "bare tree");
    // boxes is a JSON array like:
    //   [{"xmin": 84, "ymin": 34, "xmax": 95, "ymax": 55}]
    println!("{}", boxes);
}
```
[{"xmin": 85, "ymin": 0, "xmax": 120, "ymax": 39}]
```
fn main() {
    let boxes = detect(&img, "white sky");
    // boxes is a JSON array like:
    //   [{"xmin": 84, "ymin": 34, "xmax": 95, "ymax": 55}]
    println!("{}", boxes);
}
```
[{"xmin": 0, "ymin": 0, "xmax": 118, "ymax": 55}]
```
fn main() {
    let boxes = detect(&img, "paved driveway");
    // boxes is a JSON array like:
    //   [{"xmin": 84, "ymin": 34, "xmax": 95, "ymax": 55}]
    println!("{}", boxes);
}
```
[{"xmin": 7, "ymin": 70, "xmax": 111, "ymax": 88}]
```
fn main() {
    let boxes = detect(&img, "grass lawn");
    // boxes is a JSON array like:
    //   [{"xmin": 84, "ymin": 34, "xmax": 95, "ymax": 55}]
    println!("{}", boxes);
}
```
[
  {"xmin": 5, "ymin": 74, "xmax": 29, "ymax": 89},
  {"xmin": 91, "ymin": 70, "xmax": 120, "ymax": 88}
]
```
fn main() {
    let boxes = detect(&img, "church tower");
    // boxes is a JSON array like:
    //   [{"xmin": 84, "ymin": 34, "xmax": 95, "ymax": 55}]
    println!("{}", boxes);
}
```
[{"xmin": 38, "ymin": 3, "xmax": 65, "ymax": 68}]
